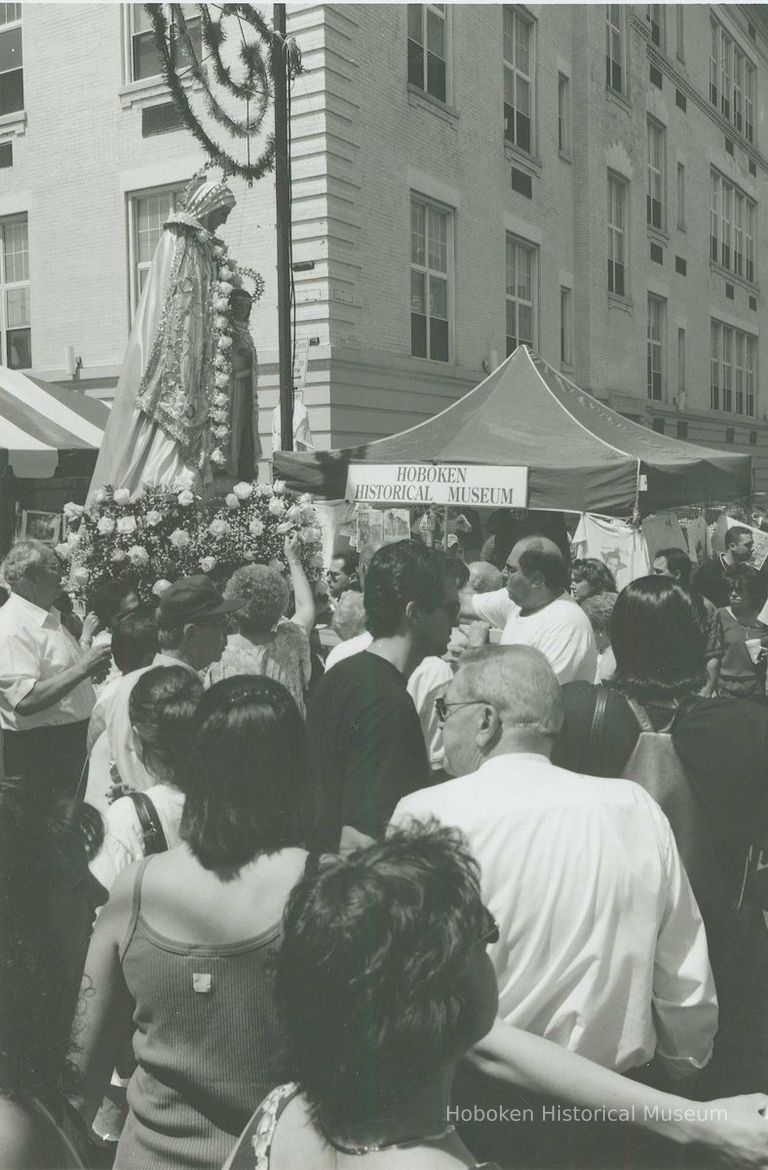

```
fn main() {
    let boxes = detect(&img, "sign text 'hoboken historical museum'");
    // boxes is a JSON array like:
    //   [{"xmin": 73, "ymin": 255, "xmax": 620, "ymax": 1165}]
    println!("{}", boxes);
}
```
[{"xmin": 345, "ymin": 464, "xmax": 529, "ymax": 507}]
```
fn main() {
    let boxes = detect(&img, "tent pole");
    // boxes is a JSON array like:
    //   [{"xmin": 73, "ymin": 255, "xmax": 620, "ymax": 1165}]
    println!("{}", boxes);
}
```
[{"xmin": 443, "ymin": 505, "xmax": 449, "ymax": 551}]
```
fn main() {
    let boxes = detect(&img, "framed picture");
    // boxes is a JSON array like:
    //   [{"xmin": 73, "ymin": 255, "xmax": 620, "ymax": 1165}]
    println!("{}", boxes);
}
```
[{"xmin": 20, "ymin": 510, "xmax": 61, "ymax": 545}]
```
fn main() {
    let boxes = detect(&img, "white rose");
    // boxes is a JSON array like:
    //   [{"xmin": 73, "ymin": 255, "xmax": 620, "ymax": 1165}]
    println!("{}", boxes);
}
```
[
  {"xmin": 72, "ymin": 566, "xmax": 89, "ymax": 585},
  {"xmin": 127, "ymin": 544, "xmax": 150, "ymax": 568},
  {"xmin": 145, "ymin": 510, "xmax": 163, "ymax": 527},
  {"xmin": 225, "ymin": 494, "xmax": 240, "ymax": 510},
  {"xmin": 113, "ymin": 488, "xmax": 131, "ymax": 505},
  {"xmin": 63, "ymin": 501, "xmax": 84, "ymax": 521},
  {"xmin": 248, "ymin": 518, "xmax": 264, "ymax": 537},
  {"xmin": 214, "ymin": 315, "xmax": 229, "ymax": 330},
  {"xmin": 218, "ymin": 280, "xmax": 234, "ymax": 295},
  {"xmin": 300, "ymin": 504, "xmax": 316, "ymax": 523},
  {"xmin": 213, "ymin": 425, "xmax": 230, "ymax": 441},
  {"xmin": 299, "ymin": 493, "xmax": 312, "ymax": 505},
  {"xmin": 177, "ymin": 489, "xmax": 195, "ymax": 507},
  {"xmin": 259, "ymin": 483, "xmax": 274, "ymax": 499},
  {"xmin": 233, "ymin": 481, "xmax": 253, "ymax": 500},
  {"xmin": 286, "ymin": 504, "xmax": 301, "ymax": 521},
  {"xmin": 272, "ymin": 479, "xmax": 286, "ymax": 495},
  {"xmin": 152, "ymin": 578, "xmax": 172, "ymax": 596},
  {"xmin": 210, "ymin": 448, "xmax": 227, "ymax": 466},
  {"xmin": 215, "ymin": 297, "xmax": 230, "ymax": 313},
  {"xmin": 169, "ymin": 528, "xmax": 191, "ymax": 549},
  {"xmin": 217, "ymin": 335, "xmax": 233, "ymax": 351},
  {"xmin": 299, "ymin": 526, "xmax": 318, "ymax": 544},
  {"xmin": 97, "ymin": 516, "xmax": 116, "ymax": 535},
  {"xmin": 95, "ymin": 489, "xmax": 106, "ymax": 504},
  {"xmin": 200, "ymin": 556, "xmax": 217, "ymax": 573},
  {"xmin": 277, "ymin": 521, "xmax": 293, "ymax": 534},
  {"xmin": 116, "ymin": 515, "xmax": 137, "ymax": 535},
  {"xmin": 175, "ymin": 469, "xmax": 196, "ymax": 490},
  {"xmin": 208, "ymin": 518, "xmax": 230, "ymax": 538},
  {"xmin": 55, "ymin": 543, "xmax": 72, "ymax": 560},
  {"xmin": 214, "ymin": 393, "xmax": 229, "ymax": 408},
  {"xmin": 215, "ymin": 372, "xmax": 230, "ymax": 389},
  {"xmin": 111, "ymin": 550, "xmax": 127, "ymax": 563},
  {"xmin": 268, "ymin": 497, "xmax": 285, "ymax": 516}
]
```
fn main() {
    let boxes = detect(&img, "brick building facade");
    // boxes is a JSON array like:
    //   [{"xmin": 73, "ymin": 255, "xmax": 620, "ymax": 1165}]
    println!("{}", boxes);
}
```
[{"xmin": 1, "ymin": 4, "xmax": 767, "ymax": 491}]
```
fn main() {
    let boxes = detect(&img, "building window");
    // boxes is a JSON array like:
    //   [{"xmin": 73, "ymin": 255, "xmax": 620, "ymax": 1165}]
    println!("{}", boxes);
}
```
[
  {"xmin": 726, "ymin": 427, "xmax": 735, "ymax": 443},
  {"xmin": 411, "ymin": 195, "xmax": 451, "ymax": 362},
  {"xmin": 647, "ymin": 294, "xmax": 665, "ymax": 401},
  {"xmin": 0, "ymin": 213, "xmax": 30, "ymax": 369},
  {"xmin": 677, "ymin": 327, "xmax": 685, "ymax": 399},
  {"xmin": 503, "ymin": 8, "xmax": 533, "ymax": 153},
  {"xmin": 710, "ymin": 169, "xmax": 756, "ymax": 283},
  {"xmin": 647, "ymin": 119, "xmax": 665, "ymax": 230},
  {"xmin": 505, "ymin": 235, "xmax": 536, "ymax": 355},
  {"xmin": 557, "ymin": 72, "xmax": 571, "ymax": 156},
  {"xmin": 646, "ymin": 5, "xmax": 663, "ymax": 49},
  {"xmin": 130, "ymin": 4, "xmax": 202, "ymax": 83},
  {"xmin": 128, "ymin": 186, "xmax": 184, "ymax": 313},
  {"xmin": 560, "ymin": 286, "xmax": 572, "ymax": 367},
  {"xmin": 710, "ymin": 17, "xmax": 756, "ymax": 143},
  {"xmin": 676, "ymin": 5, "xmax": 684, "ymax": 61},
  {"xmin": 407, "ymin": 3, "xmax": 447, "ymax": 104},
  {"xmin": 607, "ymin": 173, "xmax": 627, "ymax": 297},
  {"xmin": 605, "ymin": 5, "xmax": 625, "ymax": 95},
  {"xmin": 711, "ymin": 320, "xmax": 757, "ymax": 415},
  {"xmin": 0, "ymin": 3, "xmax": 22, "ymax": 117},
  {"xmin": 677, "ymin": 420, "xmax": 688, "ymax": 439},
  {"xmin": 676, "ymin": 163, "xmax": 685, "ymax": 230}
]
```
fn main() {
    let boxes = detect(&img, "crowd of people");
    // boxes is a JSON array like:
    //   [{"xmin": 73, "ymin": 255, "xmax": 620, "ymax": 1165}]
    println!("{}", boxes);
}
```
[{"xmin": 3, "ymin": 519, "xmax": 768, "ymax": 1170}]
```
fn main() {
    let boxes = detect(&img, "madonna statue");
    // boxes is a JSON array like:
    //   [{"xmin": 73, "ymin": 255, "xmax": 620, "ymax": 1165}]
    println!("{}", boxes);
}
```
[{"xmin": 88, "ymin": 172, "xmax": 242, "ymax": 501}]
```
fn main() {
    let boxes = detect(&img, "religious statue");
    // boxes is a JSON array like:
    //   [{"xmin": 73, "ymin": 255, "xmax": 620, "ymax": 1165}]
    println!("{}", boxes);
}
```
[{"xmin": 88, "ymin": 171, "xmax": 260, "ymax": 501}]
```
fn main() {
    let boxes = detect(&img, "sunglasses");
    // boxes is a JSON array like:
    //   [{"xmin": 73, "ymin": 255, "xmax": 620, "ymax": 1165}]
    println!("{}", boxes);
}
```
[
  {"xmin": 434, "ymin": 696, "xmax": 488, "ymax": 726},
  {"xmin": 479, "ymin": 905, "xmax": 500, "ymax": 948}
]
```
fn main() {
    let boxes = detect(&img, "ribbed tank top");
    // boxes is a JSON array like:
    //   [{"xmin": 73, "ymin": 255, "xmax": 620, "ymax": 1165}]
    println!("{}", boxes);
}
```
[{"xmin": 115, "ymin": 856, "xmax": 284, "ymax": 1170}]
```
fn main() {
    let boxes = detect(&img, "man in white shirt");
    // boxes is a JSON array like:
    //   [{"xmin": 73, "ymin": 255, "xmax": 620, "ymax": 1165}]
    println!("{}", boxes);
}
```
[
  {"xmin": 463, "ymin": 536, "xmax": 597, "ymax": 684},
  {"xmin": 391, "ymin": 644, "xmax": 717, "ymax": 1083},
  {"xmin": 0, "ymin": 540, "xmax": 111, "ymax": 798}
]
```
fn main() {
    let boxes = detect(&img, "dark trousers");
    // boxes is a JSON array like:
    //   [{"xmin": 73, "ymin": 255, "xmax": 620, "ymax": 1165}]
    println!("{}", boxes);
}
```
[{"xmin": 4, "ymin": 720, "xmax": 88, "ymax": 803}]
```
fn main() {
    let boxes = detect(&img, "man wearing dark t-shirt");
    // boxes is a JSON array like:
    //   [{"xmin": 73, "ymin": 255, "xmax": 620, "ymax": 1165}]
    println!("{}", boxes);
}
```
[
  {"xmin": 307, "ymin": 540, "xmax": 459, "ymax": 852},
  {"xmin": 692, "ymin": 525, "xmax": 755, "ymax": 607}
]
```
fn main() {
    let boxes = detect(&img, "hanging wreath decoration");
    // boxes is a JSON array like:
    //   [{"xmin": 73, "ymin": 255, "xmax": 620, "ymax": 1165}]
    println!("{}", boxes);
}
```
[{"xmin": 146, "ymin": 3, "xmax": 297, "ymax": 184}]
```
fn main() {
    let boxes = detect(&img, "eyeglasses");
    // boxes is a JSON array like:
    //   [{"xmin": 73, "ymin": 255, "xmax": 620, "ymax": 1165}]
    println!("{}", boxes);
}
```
[
  {"xmin": 434, "ymin": 696, "xmax": 488, "ymax": 726},
  {"xmin": 479, "ymin": 905, "xmax": 500, "ymax": 948}
]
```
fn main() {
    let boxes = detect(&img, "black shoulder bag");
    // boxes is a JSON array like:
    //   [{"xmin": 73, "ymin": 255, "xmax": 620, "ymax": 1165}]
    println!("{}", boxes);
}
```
[{"xmin": 126, "ymin": 791, "xmax": 169, "ymax": 856}]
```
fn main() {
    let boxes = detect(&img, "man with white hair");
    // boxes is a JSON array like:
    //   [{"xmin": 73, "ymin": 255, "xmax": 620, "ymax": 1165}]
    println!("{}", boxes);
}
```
[
  {"xmin": 0, "ymin": 540, "xmax": 111, "ymax": 797},
  {"xmin": 391, "ymin": 644, "xmax": 717, "ymax": 1086}
]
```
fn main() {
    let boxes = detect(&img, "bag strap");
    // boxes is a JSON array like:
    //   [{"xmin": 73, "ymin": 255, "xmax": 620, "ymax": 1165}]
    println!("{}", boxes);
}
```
[
  {"xmin": 126, "ymin": 792, "xmax": 169, "ymax": 856},
  {"xmin": 585, "ymin": 687, "xmax": 609, "ymax": 774}
]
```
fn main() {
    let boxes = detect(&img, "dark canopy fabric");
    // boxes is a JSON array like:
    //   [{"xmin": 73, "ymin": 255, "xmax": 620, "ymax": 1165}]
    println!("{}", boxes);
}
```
[{"xmin": 274, "ymin": 348, "xmax": 751, "ymax": 514}]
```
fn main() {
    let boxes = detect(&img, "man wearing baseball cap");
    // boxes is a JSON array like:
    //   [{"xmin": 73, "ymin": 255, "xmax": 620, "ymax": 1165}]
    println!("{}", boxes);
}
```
[{"xmin": 87, "ymin": 576, "xmax": 242, "ymax": 800}]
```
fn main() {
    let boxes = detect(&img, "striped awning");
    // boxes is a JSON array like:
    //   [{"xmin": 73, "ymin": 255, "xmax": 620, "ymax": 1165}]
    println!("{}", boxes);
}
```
[{"xmin": 0, "ymin": 366, "xmax": 108, "ymax": 478}]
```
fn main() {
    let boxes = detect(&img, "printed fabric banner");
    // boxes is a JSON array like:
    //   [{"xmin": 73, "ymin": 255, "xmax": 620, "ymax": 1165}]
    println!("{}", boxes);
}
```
[{"xmin": 572, "ymin": 514, "xmax": 650, "ymax": 590}]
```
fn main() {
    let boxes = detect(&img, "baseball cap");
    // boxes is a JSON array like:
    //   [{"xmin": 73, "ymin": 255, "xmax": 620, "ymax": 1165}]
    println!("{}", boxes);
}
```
[{"xmin": 157, "ymin": 575, "xmax": 243, "ymax": 625}]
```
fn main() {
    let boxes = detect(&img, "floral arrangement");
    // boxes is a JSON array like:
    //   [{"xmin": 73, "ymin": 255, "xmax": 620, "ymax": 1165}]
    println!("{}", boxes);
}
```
[{"xmin": 57, "ymin": 479, "xmax": 323, "ymax": 608}]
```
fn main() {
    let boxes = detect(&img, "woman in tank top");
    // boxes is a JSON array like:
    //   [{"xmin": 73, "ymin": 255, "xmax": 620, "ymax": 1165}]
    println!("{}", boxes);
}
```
[{"xmin": 71, "ymin": 676, "xmax": 309, "ymax": 1170}]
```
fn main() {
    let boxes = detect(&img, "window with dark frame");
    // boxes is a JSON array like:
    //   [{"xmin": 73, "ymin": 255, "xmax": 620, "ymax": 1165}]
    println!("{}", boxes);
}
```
[
  {"xmin": 131, "ymin": 4, "xmax": 203, "ymax": 83},
  {"xmin": 407, "ymin": 3, "xmax": 447, "ymax": 104},
  {"xmin": 0, "ymin": 4, "xmax": 23, "ymax": 117},
  {"xmin": 647, "ymin": 294, "xmax": 665, "ymax": 401},
  {"xmin": 710, "ymin": 168, "xmax": 757, "ymax": 283},
  {"xmin": 506, "ymin": 234, "xmax": 536, "ymax": 356},
  {"xmin": 560, "ymin": 286, "xmax": 572, "ymax": 366},
  {"xmin": 646, "ymin": 4, "xmax": 663, "ymax": 48},
  {"xmin": 647, "ymin": 118, "xmax": 665, "ymax": 230},
  {"xmin": 504, "ymin": 7, "xmax": 533, "ymax": 153},
  {"xmin": 710, "ymin": 16, "xmax": 756, "ymax": 144},
  {"xmin": 607, "ymin": 173, "xmax": 627, "ymax": 297},
  {"xmin": 129, "ymin": 186, "xmax": 184, "ymax": 314},
  {"xmin": 605, "ymin": 5, "xmax": 625, "ymax": 95},
  {"xmin": 711, "ymin": 319, "xmax": 757, "ymax": 415},
  {"xmin": 0, "ymin": 212, "xmax": 30, "ymax": 370},
  {"xmin": 557, "ymin": 72, "xmax": 570, "ymax": 156},
  {"xmin": 410, "ymin": 195, "xmax": 451, "ymax": 363}
]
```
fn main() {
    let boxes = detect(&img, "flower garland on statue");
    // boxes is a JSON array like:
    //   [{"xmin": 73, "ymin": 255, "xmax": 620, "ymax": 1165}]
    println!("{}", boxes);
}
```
[{"xmin": 58, "ymin": 479, "xmax": 323, "ymax": 608}]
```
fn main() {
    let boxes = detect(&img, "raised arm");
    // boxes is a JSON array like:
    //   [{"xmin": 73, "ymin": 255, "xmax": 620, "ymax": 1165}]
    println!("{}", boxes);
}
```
[{"xmin": 284, "ymin": 533, "xmax": 315, "ymax": 636}]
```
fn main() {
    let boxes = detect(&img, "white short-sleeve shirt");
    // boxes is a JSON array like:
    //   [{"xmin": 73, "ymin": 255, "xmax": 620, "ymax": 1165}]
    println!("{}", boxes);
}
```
[{"xmin": 472, "ymin": 589, "xmax": 597, "ymax": 684}]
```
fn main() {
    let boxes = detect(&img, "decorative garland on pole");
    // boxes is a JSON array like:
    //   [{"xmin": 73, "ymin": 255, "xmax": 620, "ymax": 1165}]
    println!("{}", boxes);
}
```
[{"xmin": 146, "ymin": 3, "xmax": 297, "ymax": 184}]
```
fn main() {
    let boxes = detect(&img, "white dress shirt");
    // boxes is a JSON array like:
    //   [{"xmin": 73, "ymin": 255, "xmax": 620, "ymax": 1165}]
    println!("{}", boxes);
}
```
[
  {"xmin": 0, "ymin": 591, "xmax": 95, "ymax": 731},
  {"xmin": 391, "ymin": 754, "xmax": 717, "ymax": 1078},
  {"xmin": 472, "ymin": 589, "xmax": 597, "ymax": 684}
]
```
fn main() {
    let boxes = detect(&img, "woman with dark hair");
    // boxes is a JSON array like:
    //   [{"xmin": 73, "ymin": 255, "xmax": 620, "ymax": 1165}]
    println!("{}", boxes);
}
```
[
  {"xmin": 718, "ymin": 564, "xmax": 768, "ymax": 700},
  {"xmin": 89, "ymin": 665, "xmax": 203, "ymax": 892},
  {"xmin": 0, "ymin": 788, "xmax": 106, "ymax": 1168},
  {"xmin": 72, "ymin": 676, "xmax": 308, "ymax": 1170},
  {"xmin": 570, "ymin": 558, "xmax": 617, "ymax": 603},
  {"xmin": 224, "ymin": 824, "xmax": 502, "ymax": 1169},
  {"xmin": 553, "ymin": 576, "xmax": 768, "ymax": 1092}
]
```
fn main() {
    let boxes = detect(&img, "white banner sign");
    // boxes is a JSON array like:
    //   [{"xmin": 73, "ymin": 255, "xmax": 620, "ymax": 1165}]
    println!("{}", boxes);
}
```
[{"xmin": 345, "ymin": 463, "xmax": 529, "ymax": 508}]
